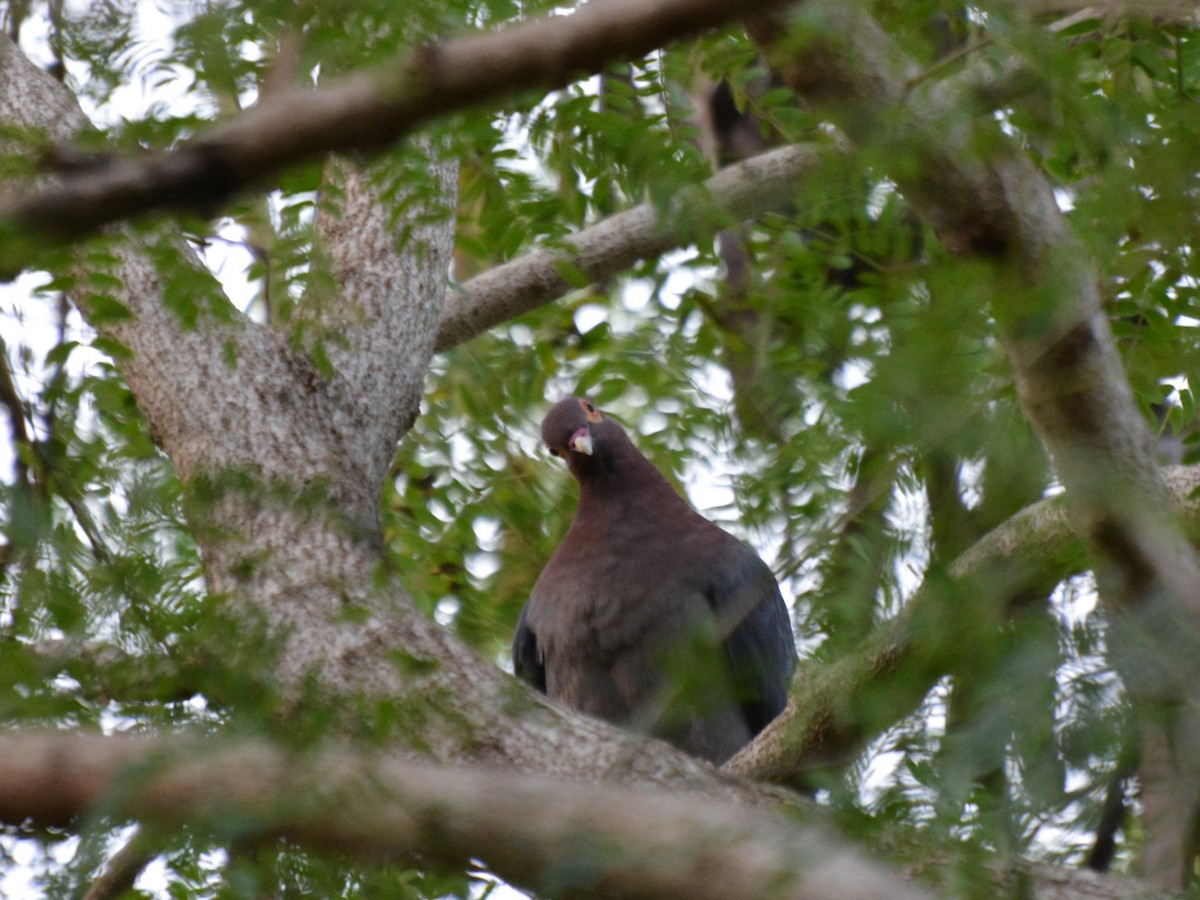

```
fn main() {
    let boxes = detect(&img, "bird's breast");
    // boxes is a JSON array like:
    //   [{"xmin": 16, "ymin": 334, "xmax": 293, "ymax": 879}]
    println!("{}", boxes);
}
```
[{"xmin": 528, "ymin": 531, "xmax": 718, "ymax": 663}]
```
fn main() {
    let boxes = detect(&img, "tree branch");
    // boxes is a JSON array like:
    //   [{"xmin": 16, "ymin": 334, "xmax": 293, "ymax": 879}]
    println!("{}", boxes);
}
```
[
  {"xmin": 306, "ymin": 154, "xmax": 458, "ymax": 514},
  {"xmin": 0, "ymin": 32, "xmax": 451, "ymax": 523},
  {"xmin": 0, "ymin": 35, "xmax": 291, "ymax": 487},
  {"xmin": 436, "ymin": 143, "xmax": 823, "ymax": 351},
  {"xmin": 0, "ymin": 731, "xmax": 933, "ymax": 900},
  {"xmin": 81, "ymin": 826, "xmax": 156, "ymax": 900}
]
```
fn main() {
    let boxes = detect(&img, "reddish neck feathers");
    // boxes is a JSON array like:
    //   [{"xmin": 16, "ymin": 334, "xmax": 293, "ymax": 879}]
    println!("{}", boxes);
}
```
[{"xmin": 569, "ymin": 424, "xmax": 691, "ymax": 520}]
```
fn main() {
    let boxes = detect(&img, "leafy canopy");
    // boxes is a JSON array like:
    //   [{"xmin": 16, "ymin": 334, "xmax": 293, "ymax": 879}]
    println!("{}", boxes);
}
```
[{"xmin": 2, "ymin": 0, "xmax": 1200, "ymax": 895}]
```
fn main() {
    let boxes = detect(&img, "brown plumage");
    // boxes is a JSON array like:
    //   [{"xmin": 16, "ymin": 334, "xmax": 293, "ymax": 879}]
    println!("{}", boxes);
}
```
[{"xmin": 513, "ymin": 396, "xmax": 797, "ymax": 764}]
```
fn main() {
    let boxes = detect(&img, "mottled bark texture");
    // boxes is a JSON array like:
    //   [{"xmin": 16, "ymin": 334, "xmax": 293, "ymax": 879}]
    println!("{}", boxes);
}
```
[
  {"xmin": 749, "ymin": 1, "xmax": 1200, "ymax": 886},
  {"xmin": 0, "ymin": 731, "xmax": 1166, "ymax": 900}
]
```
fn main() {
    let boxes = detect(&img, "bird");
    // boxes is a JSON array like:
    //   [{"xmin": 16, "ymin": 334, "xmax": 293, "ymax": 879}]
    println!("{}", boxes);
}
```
[{"xmin": 513, "ymin": 396, "xmax": 797, "ymax": 765}]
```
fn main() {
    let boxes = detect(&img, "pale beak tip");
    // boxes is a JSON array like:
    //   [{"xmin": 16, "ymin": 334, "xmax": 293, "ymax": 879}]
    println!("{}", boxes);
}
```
[{"xmin": 570, "ymin": 430, "xmax": 594, "ymax": 456}]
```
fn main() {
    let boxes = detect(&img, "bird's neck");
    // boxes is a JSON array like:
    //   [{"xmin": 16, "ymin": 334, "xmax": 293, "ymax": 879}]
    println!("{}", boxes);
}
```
[{"xmin": 573, "ymin": 446, "xmax": 690, "ymax": 521}]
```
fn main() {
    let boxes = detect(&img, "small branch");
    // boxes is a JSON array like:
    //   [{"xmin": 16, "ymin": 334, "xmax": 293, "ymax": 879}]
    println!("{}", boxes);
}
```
[
  {"xmin": 1086, "ymin": 758, "xmax": 1137, "ymax": 872},
  {"xmin": 435, "ymin": 143, "xmax": 822, "ymax": 351},
  {"xmin": 82, "ymin": 826, "xmax": 157, "ymax": 900},
  {"xmin": 27, "ymin": 638, "xmax": 200, "ymax": 705},
  {"xmin": 728, "ymin": 498, "xmax": 1069, "ymax": 786},
  {"xmin": 0, "ymin": 0, "xmax": 793, "ymax": 269},
  {"xmin": 0, "ymin": 336, "xmax": 32, "ymax": 486}
]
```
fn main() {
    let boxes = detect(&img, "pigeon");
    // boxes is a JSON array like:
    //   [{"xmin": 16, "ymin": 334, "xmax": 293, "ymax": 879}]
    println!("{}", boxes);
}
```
[{"xmin": 513, "ymin": 396, "xmax": 797, "ymax": 764}]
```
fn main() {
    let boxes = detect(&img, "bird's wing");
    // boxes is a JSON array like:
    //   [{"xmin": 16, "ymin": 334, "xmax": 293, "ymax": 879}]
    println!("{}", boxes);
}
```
[
  {"xmin": 512, "ymin": 603, "xmax": 547, "ymax": 694},
  {"xmin": 709, "ymin": 544, "xmax": 798, "ymax": 735}
]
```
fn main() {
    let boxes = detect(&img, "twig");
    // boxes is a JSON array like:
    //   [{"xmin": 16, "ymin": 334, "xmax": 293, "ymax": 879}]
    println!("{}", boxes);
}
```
[
  {"xmin": 82, "ymin": 826, "xmax": 157, "ymax": 900},
  {"xmin": 0, "ymin": 336, "xmax": 32, "ymax": 486}
]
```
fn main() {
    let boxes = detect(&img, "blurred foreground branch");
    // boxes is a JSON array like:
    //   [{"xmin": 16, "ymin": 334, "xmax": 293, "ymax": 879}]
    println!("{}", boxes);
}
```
[{"xmin": 0, "ymin": 731, "xmax": 930, "ymax": 900}]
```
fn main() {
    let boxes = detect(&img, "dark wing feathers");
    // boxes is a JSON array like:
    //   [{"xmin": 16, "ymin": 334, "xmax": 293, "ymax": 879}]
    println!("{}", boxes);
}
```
[
  {"xmin": 513, "ymin": 533, "xmax": 797, "ymax": 747},
  {"xmin": 512, "ymin": 606, "xmax": 546, "ymax": 694},
  {"xmin": 707, "ymin": 540, "xmax": 798, "ymax": 735},
  {"xmin": 723, "ymin": 580, "xmax": 795, "ymax": 734}
]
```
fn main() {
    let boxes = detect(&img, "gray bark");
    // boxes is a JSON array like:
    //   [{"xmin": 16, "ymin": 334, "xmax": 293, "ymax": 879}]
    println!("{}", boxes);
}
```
[{"xmin": 0, "ymin": 732, "xmax": 932, "ymax": 900}]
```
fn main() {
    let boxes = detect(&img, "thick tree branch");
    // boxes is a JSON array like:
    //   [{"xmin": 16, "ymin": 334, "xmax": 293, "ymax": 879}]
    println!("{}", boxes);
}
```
[
  {"xmin": 0, "ymin": 732, "xmax": 932, "ymax": 900},
  {"xmin": 1, "ymin": 39, "xmax": 461, "ymax": 707},
  {"xmin": 0, "ymin": 36, "xmax": 300, "ymax": 494},
  {"xmin": 436, "ymin": 143, "xmax": 822, "ymax": 351},
  {"xmin": 0, "ymin": 0, "xmax": 792, "ymax": 267},
  {"xmin": 304, "ymin": 155, "xmax": 458, "ymax": 518}
]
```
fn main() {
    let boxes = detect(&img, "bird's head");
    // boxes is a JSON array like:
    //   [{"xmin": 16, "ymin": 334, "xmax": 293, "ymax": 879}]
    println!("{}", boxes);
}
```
[{"xmin": 541, "ymin": 396, "xmax": 624, "ymax": 476}]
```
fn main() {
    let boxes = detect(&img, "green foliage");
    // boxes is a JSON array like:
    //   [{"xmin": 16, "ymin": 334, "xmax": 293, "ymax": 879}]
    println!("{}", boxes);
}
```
[{"xmin": 5, "ymin": 0, "xmax": 1200, "ymax": 896}]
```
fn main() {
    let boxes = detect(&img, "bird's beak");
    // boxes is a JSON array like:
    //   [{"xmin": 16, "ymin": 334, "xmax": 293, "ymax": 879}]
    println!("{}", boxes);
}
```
[{"xmin": 569, "ymin": 427, "xmax": 593, "ymax": 456}]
